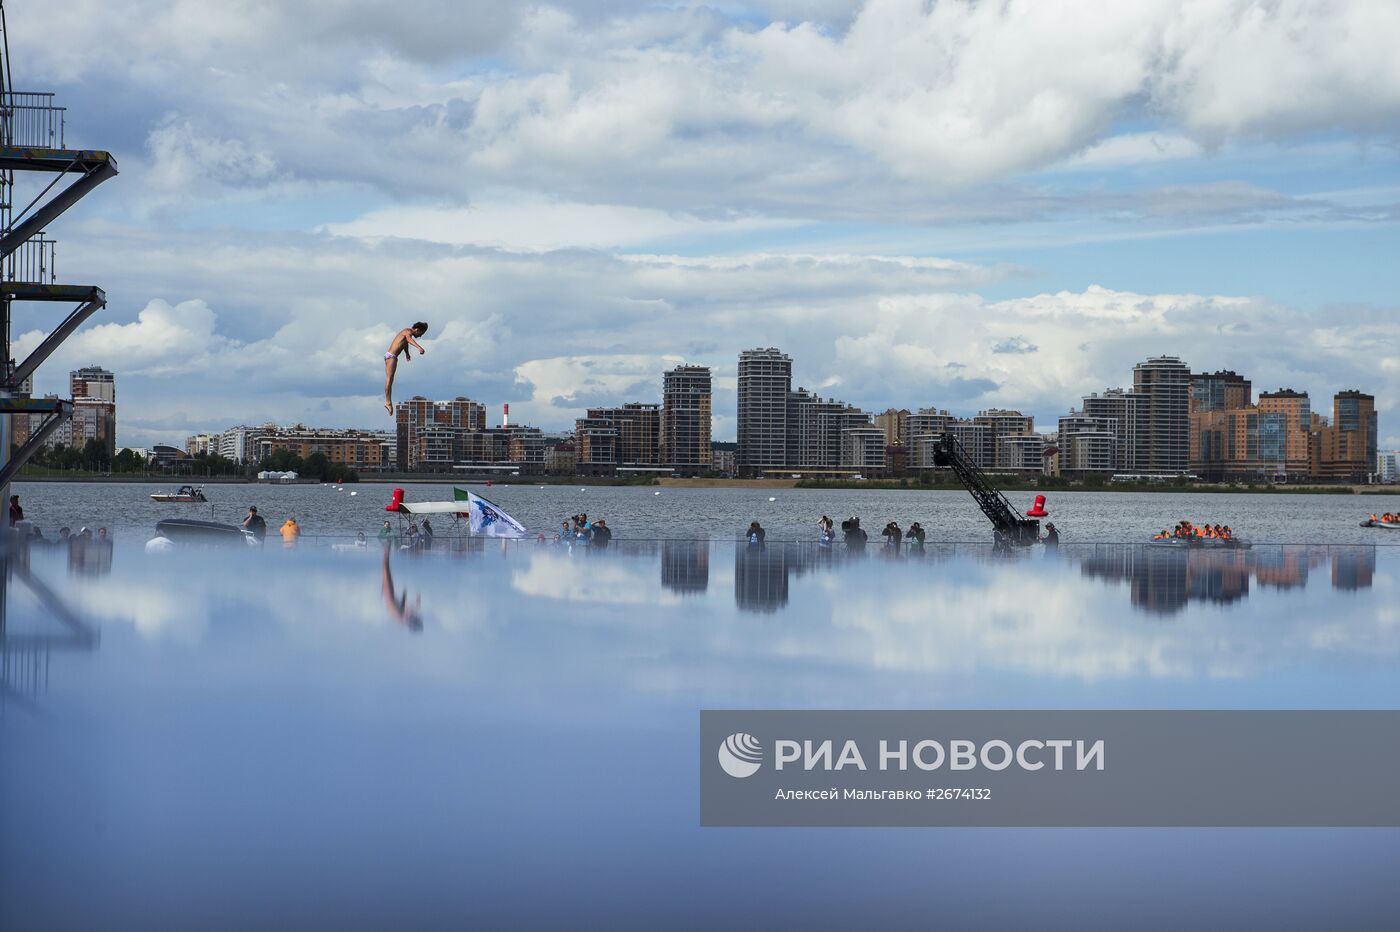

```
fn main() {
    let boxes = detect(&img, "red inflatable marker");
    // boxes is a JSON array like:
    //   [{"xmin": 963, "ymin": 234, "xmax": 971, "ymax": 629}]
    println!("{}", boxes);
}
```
[
  {"xmin": 386, "ymin": 487, "xmax": 405, "ymax": 512},
  {"xmin": 1026, "ymin": 494, "xmax": 1049, "ymax": 518}
]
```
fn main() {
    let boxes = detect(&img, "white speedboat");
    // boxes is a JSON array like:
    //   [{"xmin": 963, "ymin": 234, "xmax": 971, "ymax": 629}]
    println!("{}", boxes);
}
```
[{"xmin": 150, "ymin": 485, "xmax": 208, "ymax": 503}]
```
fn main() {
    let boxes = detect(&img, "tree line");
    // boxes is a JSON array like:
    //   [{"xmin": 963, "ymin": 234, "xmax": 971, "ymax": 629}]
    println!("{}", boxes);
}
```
[{"xmin": 23, "ymin": 441, "xmax": 359, "ymax": 482}]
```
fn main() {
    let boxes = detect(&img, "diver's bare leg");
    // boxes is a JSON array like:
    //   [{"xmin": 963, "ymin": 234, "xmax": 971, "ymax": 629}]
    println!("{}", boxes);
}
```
[{"xmin": 384, "ymin": 356, "xmax": 397, "ymax": 414}]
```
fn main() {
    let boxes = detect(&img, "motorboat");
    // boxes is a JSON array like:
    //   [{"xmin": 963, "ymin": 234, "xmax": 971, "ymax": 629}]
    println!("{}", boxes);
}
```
[
  {"xmin": 150, "ymin": 485, "xmax": 208, "ymax": 503},
  {"xmin": 154, "ymin": 518, "xmax": 256, "ymax": 547}
]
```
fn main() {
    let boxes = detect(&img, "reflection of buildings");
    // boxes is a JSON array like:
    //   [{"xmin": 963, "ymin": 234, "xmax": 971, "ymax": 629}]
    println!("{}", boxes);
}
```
[
  {"xmin": 1074, "ymin": 544, "xmax": 1375, "ymax": 615},
  {"xmin": 661, "ymin": 540, "xmax": 709, "ymax": 595},
  {"xmin": 735, "ymin": 543, "xmax": 791, "ymax": 613},
  {"xmin": 1250, "ymin": 546, "xmax": 1328, "ymax": 590},
  {"xmin": 1332, "ymin": 546, "xmax": 1376, "ymax": 591},
  {"xmin": 732, "ymin": 542, "xmax": 831, "ymax": 613}
]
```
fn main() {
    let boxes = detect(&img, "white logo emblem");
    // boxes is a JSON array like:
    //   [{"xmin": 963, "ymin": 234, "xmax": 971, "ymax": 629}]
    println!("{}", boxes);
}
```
[{"xmin": 718, "ymin": 732, "xmax": 763, "ymax": 778}]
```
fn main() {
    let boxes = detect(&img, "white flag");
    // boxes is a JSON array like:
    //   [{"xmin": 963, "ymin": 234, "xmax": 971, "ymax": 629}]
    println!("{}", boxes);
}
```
[{"xmin": 465, "ymin": 490, "xmax": 528, "ymax": 538}]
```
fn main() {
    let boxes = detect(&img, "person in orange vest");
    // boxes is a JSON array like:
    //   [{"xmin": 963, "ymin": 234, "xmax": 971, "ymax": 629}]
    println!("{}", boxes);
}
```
[
  {"xmin": 1222, "ymin": 526, "xmax": 1233, "ymax": 539},
  {"xmin": 281, "ymin": 517, "xmax": 301, "ymax": 548}
]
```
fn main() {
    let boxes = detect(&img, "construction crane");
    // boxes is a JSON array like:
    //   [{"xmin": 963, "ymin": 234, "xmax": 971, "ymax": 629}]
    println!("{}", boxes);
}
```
[
  {"xmin": 0, "ymin": 0, "xmax": 117, "ymax": 500},
  {"xmin": 931, "ymin": 432, "xmax": 1041, "ymax": 546}
]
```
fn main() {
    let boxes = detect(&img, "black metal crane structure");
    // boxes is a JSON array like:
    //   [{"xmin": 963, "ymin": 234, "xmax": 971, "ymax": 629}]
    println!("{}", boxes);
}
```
[
  {"xmin": 0, "ymin": 0, "xmax": 116, "ymax": 501},
  {"xmin": 931, "ymin": 432, "xmax": 1041, "ymax": 546}
]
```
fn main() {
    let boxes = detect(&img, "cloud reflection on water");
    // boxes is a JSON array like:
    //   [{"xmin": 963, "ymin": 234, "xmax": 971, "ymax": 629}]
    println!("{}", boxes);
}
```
[{"xmin": 1, "ymin": 541, "xmax": 1394, "ymax": 712}]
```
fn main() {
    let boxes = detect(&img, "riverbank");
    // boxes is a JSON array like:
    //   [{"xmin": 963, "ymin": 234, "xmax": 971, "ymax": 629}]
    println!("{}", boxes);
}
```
[
  {"xmin": 790, "ymin": 478, "xmax": 1397, "ymax": 495},
  {"xmin": 15, "ymin": 473, "xmax": 268, "ymax": 483},
  {"xmin": 13, "ymin": 472, "xmax": 1398, "ymax": 495}
]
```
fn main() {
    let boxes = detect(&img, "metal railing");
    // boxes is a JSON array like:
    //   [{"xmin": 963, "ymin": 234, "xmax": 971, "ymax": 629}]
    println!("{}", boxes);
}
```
[
  {"xmin": 2, "ymin": 232, "xmax": 54, "ymax": 283},
  {"xmin": 0, "ymin": 91, "xmax": 66, "ymax": 148}
]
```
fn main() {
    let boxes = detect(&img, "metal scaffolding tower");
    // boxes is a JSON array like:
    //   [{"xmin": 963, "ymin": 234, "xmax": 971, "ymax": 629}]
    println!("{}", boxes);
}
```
[{"xmin": 0, "ymin": 1, "xmax": 116, "ymax": 503}]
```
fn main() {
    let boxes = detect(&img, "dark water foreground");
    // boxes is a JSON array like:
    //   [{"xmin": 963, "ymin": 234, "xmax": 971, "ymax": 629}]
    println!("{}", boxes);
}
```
[{"xmin": 3, "ymin": 539, "xmax": 1400, "ymax": 929}]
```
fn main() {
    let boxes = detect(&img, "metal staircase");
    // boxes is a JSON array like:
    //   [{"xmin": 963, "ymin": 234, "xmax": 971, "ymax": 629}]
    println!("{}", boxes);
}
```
[
  {"xmin": 932, "ymin": 432, "xmax": 1040, "ymax": 545},
  {"xmin": 0, "ymin": 2, "xmax": 116, "ymax": 497}
]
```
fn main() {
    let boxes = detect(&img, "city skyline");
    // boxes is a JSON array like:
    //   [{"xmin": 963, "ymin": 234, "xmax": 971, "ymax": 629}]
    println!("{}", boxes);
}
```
[
  {"xmin": 175, "ymin": 343, "xmax": 1381, "ymax": 436},
  {"xmin": 178, "ymin": 346, "xmax": 1386, "ymax": 483},
  {"xmin": 5, "ymin": 1, "xmax": 1396, "ymax": 450}
]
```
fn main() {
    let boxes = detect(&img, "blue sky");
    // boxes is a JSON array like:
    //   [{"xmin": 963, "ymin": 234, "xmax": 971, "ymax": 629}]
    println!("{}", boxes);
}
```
[{"xmin": 11, "ymin": 0, "xmax": 1400, "ymax": 447}]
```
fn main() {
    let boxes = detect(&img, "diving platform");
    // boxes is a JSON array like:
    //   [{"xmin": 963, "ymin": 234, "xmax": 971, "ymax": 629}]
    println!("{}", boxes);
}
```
[
  {"xmin": 0, "ymin": 395, "xmax": 70, "ymax": 488},
  {"xmin": 0, "ymin": 145, "xmax": 115, "ymax": 173},
  {"xmin": 0, "ymin": 147, "xmax": 117, "ymax": 257},
  {"xmin": 0, "ymin": 396, "xmax": 71, "ymax": 416},
  {"xmin": 1, "ymin": 282, "xmax": 106, "ymax": 390}
]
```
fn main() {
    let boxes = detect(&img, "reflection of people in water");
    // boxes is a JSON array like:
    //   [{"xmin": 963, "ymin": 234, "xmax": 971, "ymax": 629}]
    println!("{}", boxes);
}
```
[{"xmin": 381, "ymin": 548, "xmax": 423, "ymax": 632}]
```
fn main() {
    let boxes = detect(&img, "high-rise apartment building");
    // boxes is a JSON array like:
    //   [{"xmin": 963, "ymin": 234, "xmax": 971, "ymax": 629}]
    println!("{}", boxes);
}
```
[
  {"xmin": 396, "ymin": 396, "xmax": 487, "ymax": 470},
  {"xmin": 874, "ymin": 408, "xmax": 911, "ymax": 446},
  {"xmin": 1191, "ymin": 370, "xmax": 1252, "ymax": 412},
  {"xmin": 785, "ymin": 388, "xmax": 868, "ymax": 468},
  {"xmin": 1379, "ymin": 451, "xmax": 1399, "ymax": 484},
  {"xmin": 973, "ymin": 409, "xmax": 1034, "ymax": 469},
  {"xmin": 1132, "ymin": 356, "xmax": 1191, "ymax": 474},
  {"xmin": 217, "ymin": 425, "xmax": 275, "ymax": 464},
  {"xmin": 1256, "ymin": 389, "xmax": 1312, "ymax": 475},
  {"xmin": 1312, "ymin": 390, "xmax": 1378, "ymax": 483},
  {"xmin": 1057, "ymin": 411, "xmax": 1117, "ymax": 475},
  {"xmin": 574, "ymin": 417, "xmax": 618, "ymax": 471},
  {"xmin": 1081, "ymin": 389, "xmax": 1147, "ymax": 473},
  {"xmin": 840, "ymin": 425, "xmax": 887, "ymax": 472},
  {"xmin": 907, "ymin": 409, "xmax": 958, "ymax": 469},
  {"xmin": 997, "ymin": 434, "xmax": 1046, "ymax": 473},
  {"xmin": 581, "ymin": 403, "xmax": 661, "ymax": 467},
  {"xmin": 737, "ymin": 348, "xmax": 792, "ymax": 474},
  {"xmin": 660, "ymin": 365, "xmax": 712, "ymax": 472},
  {"xmin": 61, "ymin": 365, "xmax": 117, "ymax": 456}
]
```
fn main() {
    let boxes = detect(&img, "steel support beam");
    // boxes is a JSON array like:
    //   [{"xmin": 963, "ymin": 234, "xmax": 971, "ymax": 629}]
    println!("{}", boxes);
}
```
[
  {"xmin": 9, "ymin": 293, "xmax": 104, "ymax": 387},
  {"xmin": 0, "ymin": 158, "xmax": 116, "ymax": 258},
  {"xmin": 0, "ymin": 397, "xmax": 70, "ymax": 488}
]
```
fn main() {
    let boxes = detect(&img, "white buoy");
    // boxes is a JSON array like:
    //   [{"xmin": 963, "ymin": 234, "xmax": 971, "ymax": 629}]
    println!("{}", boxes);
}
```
[
  {"xmin": 350, "ymin": 491, "xmax": 358, "ymax": 496},
  {"xmin": 768, "ymin": 496, "xmax": 776, "ymax": 502},
  {"xmin": 654, "ymin": 491, "xmax": 661, "ymax": 495}
]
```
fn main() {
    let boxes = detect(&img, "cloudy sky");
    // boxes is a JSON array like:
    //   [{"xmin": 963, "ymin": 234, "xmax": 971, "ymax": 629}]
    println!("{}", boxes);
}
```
[{"xmin": 11, "ymin": 0, "xmax": 1400, "ymax": 447}]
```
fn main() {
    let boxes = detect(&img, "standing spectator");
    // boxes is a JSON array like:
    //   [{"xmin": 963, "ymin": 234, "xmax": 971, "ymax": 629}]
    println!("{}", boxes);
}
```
[
  {"xmin": 881, "ymin": 521, "xmax": 902, "ymax": 548},
  {"xmin": 421, "ymin": 518, "xmax": 435, "ymax": 551},
  {"xmin": 242, "ymin": 506, "xmax": 267, "ymax": 543},
  {"xmin": 280, "ymin": 517, "xmax": 300, "ymax": 548},
  {"xmin": 378, "ymin": 520, "xmax": 395, "ymax": 545},
  {"xmin": 591, "ymin": 519, "xmax": 612, "ymax": 549},
  {"xmin": 8, "ymin": 494, "xmax": 22, "ymax": 527},
  {"xmin": 906, "ymin": 522, "xmax": 926, "ymax": 547},
  {"xmin": 745, "ymin": 521, "xmax": 766, "ymax": 545}
]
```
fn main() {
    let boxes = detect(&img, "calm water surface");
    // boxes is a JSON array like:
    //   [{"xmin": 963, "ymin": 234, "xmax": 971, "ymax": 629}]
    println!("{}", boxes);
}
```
[
  {"xmin": 3, "ymin": 539, "xmax": 1399, "ymax": 928},
  {"xmin": 13, "ymin": 480, "xmax": 1400, "ymax": 544}
]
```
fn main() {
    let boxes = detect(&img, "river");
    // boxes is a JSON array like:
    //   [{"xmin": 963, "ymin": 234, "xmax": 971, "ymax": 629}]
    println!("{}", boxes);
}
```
[{"xmin": 11, "ymin": 479, "xmax": 1400, "ymax": 544}]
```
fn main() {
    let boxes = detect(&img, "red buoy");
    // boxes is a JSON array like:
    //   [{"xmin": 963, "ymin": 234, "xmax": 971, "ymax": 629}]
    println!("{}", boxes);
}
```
[
  {"xmin": 386, "ymin": 487, "xmax": 405, "ymax": 512},
  {"xmin": 1026, "ymin": 494, "xmax": 1049, "ymax": 518}
]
